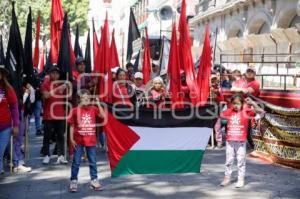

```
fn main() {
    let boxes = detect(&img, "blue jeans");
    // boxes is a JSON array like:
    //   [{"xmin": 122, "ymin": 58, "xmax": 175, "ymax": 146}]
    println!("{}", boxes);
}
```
[
  {"xmin": 33, "ymin": 100, "xmax": 42, "ymax": 131},
  {"xmin": 0, "ymin": 128, "xmax": 12, "ymax": 172},
  {"xmin": 71, "ymin": 145, "xmax": 98, "ymax": 181},
  {"xmin": 98, "ymin": 132, "xmax": 105, "ymax": 147}
]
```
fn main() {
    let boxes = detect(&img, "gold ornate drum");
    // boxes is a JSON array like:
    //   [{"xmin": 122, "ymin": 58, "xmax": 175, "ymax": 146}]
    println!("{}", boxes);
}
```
[{"xmin": 252, "ymin": 100, "xmax": 300, "ymax": 169}]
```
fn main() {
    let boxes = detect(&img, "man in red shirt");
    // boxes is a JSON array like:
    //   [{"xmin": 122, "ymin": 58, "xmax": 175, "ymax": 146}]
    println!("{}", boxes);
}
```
[
  {"xmin": 232, "ymin": 66, "xmax": 260, "ymax": 97},
  {"xmin": 41, "ymin": 66, "xmax": 68, "ymax": 165}
]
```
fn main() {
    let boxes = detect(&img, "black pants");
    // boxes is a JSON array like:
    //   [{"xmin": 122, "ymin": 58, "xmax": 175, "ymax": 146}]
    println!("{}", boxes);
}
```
[{"xmin": 43, "ymin": 120, "xmax": 66, "ymax": 156}]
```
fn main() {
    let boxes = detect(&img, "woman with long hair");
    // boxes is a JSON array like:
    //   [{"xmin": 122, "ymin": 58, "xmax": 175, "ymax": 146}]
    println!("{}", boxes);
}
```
[{"xmin": 0, "ymin": 65, "xmax": 19, "ymax": 174}]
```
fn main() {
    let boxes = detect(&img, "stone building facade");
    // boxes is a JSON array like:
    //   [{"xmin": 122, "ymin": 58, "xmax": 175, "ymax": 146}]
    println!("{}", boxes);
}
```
[
  {"xmin": 190, "ymin": 0, "xmax": 300, "ymax": 88},
  {"xmin": 190, "ymin": 0, "xmax": 300, "ymax": 63}
]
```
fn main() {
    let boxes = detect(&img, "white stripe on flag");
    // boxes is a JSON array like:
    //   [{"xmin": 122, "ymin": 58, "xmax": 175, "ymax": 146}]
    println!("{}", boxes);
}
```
[{"xmin": 130, "ymin": 127, "xmax": 212, "ymax": 150}]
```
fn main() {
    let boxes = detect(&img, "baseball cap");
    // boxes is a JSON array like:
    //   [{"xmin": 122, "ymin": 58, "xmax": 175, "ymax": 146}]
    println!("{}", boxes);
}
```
[{"xmin": 134, "ymin": 72, "xmax": 143, "ymax": 79}]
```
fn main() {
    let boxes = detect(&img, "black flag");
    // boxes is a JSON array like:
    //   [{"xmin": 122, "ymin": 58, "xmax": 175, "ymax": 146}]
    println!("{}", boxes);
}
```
[
  {"xmin": 85, "ymin": 30, "xmax": 91, "ymax": 73},
  {"xmin": 57, "ymin": 13, "xmax": 74, "ymax": 81},
  {"xmin": 74, "ymin": 24, "xmax": 83, "ymax": 58},
  {"xmin": 126, "ymin": 7, "xmax": 140, "ymax": 62},
  {"xmin": 0, "ymin": 35, "xmax": 5, "ymax": 65},
  {"xmin": 24, "ymin": 7, "xmax": 36, "ymax": 88},
  {"xmin": 133, "ymin": 50, "xmax": 140, "ymax": 72},
  {"xmin": 5, "ymin": 2, "xmax": 24, "ymax": 102}
]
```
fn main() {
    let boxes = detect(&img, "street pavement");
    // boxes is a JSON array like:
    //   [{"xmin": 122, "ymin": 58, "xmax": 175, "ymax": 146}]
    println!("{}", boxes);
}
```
[{"xmin": 0, "ymin": 123, "xmax": 299, "ymax": 199}]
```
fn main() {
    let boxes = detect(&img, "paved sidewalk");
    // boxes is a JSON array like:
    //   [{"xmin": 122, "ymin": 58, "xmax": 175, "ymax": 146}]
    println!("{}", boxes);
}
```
[{"xmin": 0, "ymin": 126, "xmax": 299, "ymax": 199}]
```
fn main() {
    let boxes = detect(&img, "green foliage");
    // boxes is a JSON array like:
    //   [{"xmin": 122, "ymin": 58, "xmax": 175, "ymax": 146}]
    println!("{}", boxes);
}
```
[{"xmin": 0, "ymin": 0, "xmax": 89, "ymax": 40}]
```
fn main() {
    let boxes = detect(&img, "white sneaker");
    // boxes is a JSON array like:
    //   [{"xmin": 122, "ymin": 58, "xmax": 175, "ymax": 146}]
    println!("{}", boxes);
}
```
[
  {"xmin": 14, "ymin": 165, "xmax": 32, "ymax": 173},
  {"xmin": 56, "ymin": 155, "xmax": 68, "ymax": 164},
  {"xmin": 43, "ymin": 155, "xmax": 50, "ymax": 164},
  {"xmin": 235, "ymin": 179, "xmax": 245, "ymax": 188},
  {"xmin": 69, "ymin": 180, "xmax": 78, "ymax": 193},
  {"xmin": 90, "ymin": 179, "xmax": 102, "ymax": 191}
]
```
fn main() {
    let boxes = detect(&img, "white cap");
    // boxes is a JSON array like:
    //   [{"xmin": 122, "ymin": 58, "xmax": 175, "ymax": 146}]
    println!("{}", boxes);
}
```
[
  {"xmin": 134, "ymin": 72, "xmax": 143, "ymax": 79},
  {"xmin": 152, "ymin": 60, "xmax": 160, "ymax": 66},
  {"xmin": 111, "ymin": 67, "xmax": 120, "ymax": 73}
]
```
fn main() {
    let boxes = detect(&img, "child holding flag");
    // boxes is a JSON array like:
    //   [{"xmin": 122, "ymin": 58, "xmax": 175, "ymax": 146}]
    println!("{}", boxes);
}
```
[
  {"xmin": 219, "ymin": 94, "xmax": 264, "ymax": 188},
  {"xmin": 68, "ymin": 90, "xmax": 106, "ymax": 192}
]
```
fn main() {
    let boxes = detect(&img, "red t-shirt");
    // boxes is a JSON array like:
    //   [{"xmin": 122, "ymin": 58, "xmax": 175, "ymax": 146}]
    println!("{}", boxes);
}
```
[
  {"xmin": 40, "ymin": 79, "xmax": 66, "ymax": 120},
  {"xmin": 211, "ymin": 84, "xmax": 224, "ymax": 103},
  {"xmin": 67, "ymin": 106, "xmax": 100, "ymax": 146},
  {"xmin": 220, "ymin": 107, "xmax": 255, "ymax": 142},
  {"xmin": 112, "ymin": 83, "xmax": 133, "ymax": 106},
  {"xmin": 246, "ymin": 80, "xmax": 260, "ymax": 97},
  {"xmin": 232, "ymin": 78, "xmax": 247, "ymax": 88},
  {"xmin": 180, "ymin": 85, "xmax": 191, "ymax": 103},
  {"xmin": 0, "ymin": 86, "xmax": 18, "ymax": 129},
  {"xmin": 148, "ymin": 89, "xmax": 166, "ymax": 108}
]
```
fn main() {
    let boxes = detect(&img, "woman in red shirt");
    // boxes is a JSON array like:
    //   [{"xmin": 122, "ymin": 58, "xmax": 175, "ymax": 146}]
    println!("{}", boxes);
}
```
[
  {"xmin": 112, "ymin": 68, "xmax": 135, "ymax": 107},
  {"xmin": 0, "ymin": 65, "xmax": 19, "ymax": 174}
]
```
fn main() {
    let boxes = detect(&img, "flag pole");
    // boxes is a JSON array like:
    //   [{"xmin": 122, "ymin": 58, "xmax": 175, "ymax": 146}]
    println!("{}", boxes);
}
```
[
  {"xmin": 211, "ymin": 27, "xmax": 218, "ymax": 149},
  {"xmin": 24, "ymin": 115, "xmax": 30, "ymax": 161},
  {"xmin": 122, "ymin": 32, "xmax": 124, "ymax": 68},
  {"xmin": 64, "ymin": 72, "xmax": 69, "ymax": 160},
  {"xmin": 10, "ymin": 136, "xmax": 13, "ymax": 173}
]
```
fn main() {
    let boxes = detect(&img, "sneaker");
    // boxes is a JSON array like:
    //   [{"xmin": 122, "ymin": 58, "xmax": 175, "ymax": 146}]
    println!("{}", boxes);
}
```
[
  {"xmin": 235, "ymin": 179, "xmax": 245, "ymax": 188},
  {"xmin": 69, "ymin": 180, "xmax": 78, "ymax": 193},
  {"xmin": 217, "ymin": 143, "xmax": 223, "ymax": 149},
  {"xmin": 220, "ymin": 176, "xmax": 231, "ymax": 186},
  {"xmin": 90, "ymin": 179, "xmax": 102, "ymax": 191},
  {"xmin": 43, "ymin": 155, "xmax": 50, "ymax": 164},
  {"xmin": 56, "ymin": 155, "xmax": 68, "ymax": 164},
  {"xmin": 14, "ymin": 165, "xmax": 32, "ymax": 173}
]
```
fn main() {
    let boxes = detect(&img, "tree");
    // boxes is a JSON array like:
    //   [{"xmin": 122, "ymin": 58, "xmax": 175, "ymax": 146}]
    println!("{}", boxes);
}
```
[{"xmin": 0, "ymin": 0, "xmax": 89, "ymax": 43}]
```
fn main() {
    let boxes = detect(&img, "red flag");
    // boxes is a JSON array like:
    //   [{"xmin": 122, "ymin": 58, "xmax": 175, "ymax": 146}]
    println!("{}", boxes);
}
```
[
  {"xmin": 178, "ymin": 0, "xmax": 200, "ymax": 106},
  {"xmin": 197, "ymin": 25, "xmax": 212, "ymax": 105},
  {"xmin": 104, "ymin": 113, "xmax": 140, "ymax": 172},
  {"xmin": 33, "ymin": 13, "xmax": 40, "ymax": 68},
  {"xmin": 50, "ymin": 0, "xmax": 64, "ymax": 64},
  {"xmin": 38, "ymin": 47, "xmax": 45, "ymax": 72},
  {"xmin": 168, "ymin": 23, "xmax": 183, "ymax": 109},
  {"xmin": 142, "ymin": 27, "xmax": 151, "ymax": 85},
  {"xmin": 95, "ymin": 13, "xmax": 112, "ymax": 103},
  {"xmin": 110, "ymin": 29, "xmax": 120, "ymax": 68},
  {"xmin": 69, "ymin": 32, "xmax": 78, "ymax": 80},
  {"xmin": 93, "ymin": 26, "xmax": 103, "ymax": 73}
]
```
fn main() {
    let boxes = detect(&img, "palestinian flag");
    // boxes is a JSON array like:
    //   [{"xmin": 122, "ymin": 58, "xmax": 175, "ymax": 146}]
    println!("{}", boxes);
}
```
[{"xmin": 104, "ymin": 105, "xmax": 216, "ymax": 177}]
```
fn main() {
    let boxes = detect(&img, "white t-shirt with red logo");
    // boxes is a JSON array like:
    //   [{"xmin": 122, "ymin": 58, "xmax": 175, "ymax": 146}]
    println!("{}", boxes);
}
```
[
  {"xmin": 67, "ymin": 106, "xmax": 101, "ymax": 146},
  {"xmin": 220, "ymin": 107, "xmax": 255, "ymax": 142}
]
